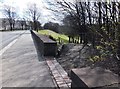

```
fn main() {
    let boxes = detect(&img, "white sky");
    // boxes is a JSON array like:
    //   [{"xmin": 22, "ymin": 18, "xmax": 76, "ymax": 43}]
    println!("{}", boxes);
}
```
[
  {"xmin": 0, "ymin": 0, "xmax": 119, "ymax": 24},
  {"xmin": 0, "ymin": 0, "xmax": 61, "ymax": 24}
]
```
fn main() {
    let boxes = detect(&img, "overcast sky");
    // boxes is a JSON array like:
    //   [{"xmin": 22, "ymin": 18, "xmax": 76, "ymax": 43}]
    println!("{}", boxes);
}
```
[
  {"xmin": 0, "ymin": 0, "xmax": 119, "ymax": 24},
  {"xmin": 0, "ymin": 0, "xmax": 63, "ymax": 24}
]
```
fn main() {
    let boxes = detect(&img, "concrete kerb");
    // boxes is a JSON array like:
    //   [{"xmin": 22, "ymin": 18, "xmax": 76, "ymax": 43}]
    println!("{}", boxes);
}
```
[{"xmin": 46, "ymin": 58, "xmax": 71, "ymax": 89}]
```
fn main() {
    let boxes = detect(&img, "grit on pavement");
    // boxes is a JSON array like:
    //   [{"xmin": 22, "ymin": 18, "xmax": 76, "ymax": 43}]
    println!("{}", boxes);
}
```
[{"xmin": 1, "ymin": 30, "xmax": 55, "ymax": 87}]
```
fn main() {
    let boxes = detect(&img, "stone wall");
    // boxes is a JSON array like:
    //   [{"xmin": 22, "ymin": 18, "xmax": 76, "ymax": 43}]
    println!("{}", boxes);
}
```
[
  {"xmin": 71, "ymin": 67, "xmax": 119, "ymax": 89},
  {"xmin": 31, "ymin": 30, "xmax": 57, "ymax": 57},
  {"xmin": 31, "ymin": 30, "xmax": 44, "ymax": 57}
]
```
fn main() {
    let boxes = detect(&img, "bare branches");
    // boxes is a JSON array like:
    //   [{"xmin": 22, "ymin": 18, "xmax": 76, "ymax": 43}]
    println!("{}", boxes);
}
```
[
  {"xmin": 3, "ymin": 5, "xmax": 17, "ymax": 30},
  {"xmin": 26, "ymin": 3, "xmax": 41, "ymax": 31},
  {"xmin": 46, "ymin": 0, "xmax": 120, "ymax": 59}
]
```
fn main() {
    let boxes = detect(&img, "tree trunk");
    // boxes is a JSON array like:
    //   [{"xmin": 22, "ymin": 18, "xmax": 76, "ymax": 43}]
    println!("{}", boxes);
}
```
[
  {"xmin": 117, "ymin": 3, "xmax": 120, "ymax": 58},
  {"xmin": 98, "ymin": 2, "xmax": 102, "ymax": 28}
]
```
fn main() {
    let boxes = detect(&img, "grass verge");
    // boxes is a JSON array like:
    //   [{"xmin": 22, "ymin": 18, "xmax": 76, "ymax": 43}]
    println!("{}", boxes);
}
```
[{"xmin": 38, "ymin": 30, "xmax": 69, "ymax": 44}]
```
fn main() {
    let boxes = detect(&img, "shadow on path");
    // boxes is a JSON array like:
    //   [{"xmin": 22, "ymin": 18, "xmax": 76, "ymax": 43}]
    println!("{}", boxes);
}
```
[{"xmin": 31, "ymin": 33, "xmax": 45, "ymax": 62}]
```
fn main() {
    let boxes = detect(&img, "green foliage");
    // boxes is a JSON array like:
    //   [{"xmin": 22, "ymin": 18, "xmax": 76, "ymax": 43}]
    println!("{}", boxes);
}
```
[
  {"xmin": 89, "ymin": 22, "xmax": 119, "ymax": 62},
  {"xmin": 89, "ymin": 30, "xmax": 118, "ymax": 62}
]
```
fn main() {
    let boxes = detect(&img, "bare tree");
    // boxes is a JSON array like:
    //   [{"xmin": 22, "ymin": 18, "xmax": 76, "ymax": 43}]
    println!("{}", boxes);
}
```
[
  {"xmin": 26, "ymin": 3, "xmax": 41, "ymax": 32},
  {"xmin": 2, "ymin": 18, "xmax": 7, "ymax": 30},
  {"xmin": 20, "ymin": 20, "xmax": 26, "ymax": 30},
  {"xmin": 117, "ymin": 2, "xmax": 120, "ymax": 58},
  {"xmin": 47, "ymin": 0, "xmax": 120, "ymax": 59},
  {"xmin": 44, "ymin": 22, "xmax": 59, "ymax": 32},
  {"xmin": 17, "ymin": 18, "xmax": 27, "ymax": 30},
  {"xmin": 3, "ymin": 5, "xmax": 17, "ymax": 31}
]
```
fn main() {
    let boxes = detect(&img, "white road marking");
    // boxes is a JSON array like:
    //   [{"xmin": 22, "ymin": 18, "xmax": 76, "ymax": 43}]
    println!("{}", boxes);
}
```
[
  {"xmin": 0, "ymin": 31, "xmax": 26, "ymax": 56},
  {"xmin": 0, "ymin": 38, "xmax": 18, "ymax": 56}
]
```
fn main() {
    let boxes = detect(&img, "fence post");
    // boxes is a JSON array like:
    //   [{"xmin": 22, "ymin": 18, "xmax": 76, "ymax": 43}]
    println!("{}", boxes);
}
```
[
  {"xmin": 80, "ymin": 34, "xmax": 82, "ymax": 44},
  {"xmin": 72, "ymin": 36, "xmax": 74, "ymax": 43},
  {"xmin": 68, "ymin": 36, "xmax": 71, "ymax": 43},
  {"xmin": 58, "ymin": 37, "xmax": 61, "ymax": 44}
]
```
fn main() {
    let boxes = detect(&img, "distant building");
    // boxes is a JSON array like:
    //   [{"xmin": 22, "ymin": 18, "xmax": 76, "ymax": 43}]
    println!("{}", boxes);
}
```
[
  {"xmin": 0, "ymin": 18, "xmax": 10, "ymax": 30},
  {"xmin": 15, "ymin": 20, "xmax": 27, "ymax": 30},
  {"xmin": 0, "ymin": 18, "xmax": 41, "ymax": 30},
  {"xmin": 0, "ymin": 18, "xmax": 28, "ymax": 30}
]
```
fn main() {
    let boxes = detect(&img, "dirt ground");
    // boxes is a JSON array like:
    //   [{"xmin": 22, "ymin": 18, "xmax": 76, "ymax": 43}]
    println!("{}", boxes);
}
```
[{"xmin": 56, "ymin": 43, "xmax": 120, "ymax": 76}]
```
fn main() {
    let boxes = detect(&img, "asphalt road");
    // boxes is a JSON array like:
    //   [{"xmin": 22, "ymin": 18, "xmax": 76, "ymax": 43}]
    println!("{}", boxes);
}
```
[{"xmin": 0, "ymin": 30, "xmax": 26, "ymax": 51}]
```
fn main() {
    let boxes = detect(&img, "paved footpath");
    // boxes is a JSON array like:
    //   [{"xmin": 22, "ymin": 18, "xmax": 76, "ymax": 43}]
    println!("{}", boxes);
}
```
[{"xmin": 1, "ymin": 30, "xmax": 55, "ymax": 87}]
